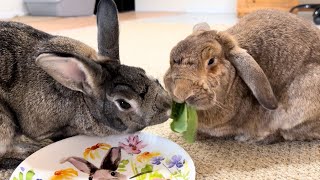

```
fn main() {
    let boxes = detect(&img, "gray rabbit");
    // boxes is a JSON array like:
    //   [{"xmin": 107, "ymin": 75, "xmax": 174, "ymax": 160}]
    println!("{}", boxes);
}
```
[
  {"xmin": 0, "ymin": 0, "xmax": 171, "ymax": 178},
  {"xmin": 164, "ymin": 9, "xmax": 320, "ymax": 144}
]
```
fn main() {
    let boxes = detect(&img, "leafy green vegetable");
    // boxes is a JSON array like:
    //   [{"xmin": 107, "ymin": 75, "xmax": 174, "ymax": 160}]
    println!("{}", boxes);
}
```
[
  {"xmin": 170, "ymin": 102, "xmax": 188, "ymax": 133},
  {"xmin": 170, "ymin": 101, "xmax": 185, "ymax": 119},
  {"xmin": 183, "ymin": 106, "xmax": 198, "ymax": 143},
  {"xmin": 170, "ymin": 102, "xmax": 198, "ymax": 143}
]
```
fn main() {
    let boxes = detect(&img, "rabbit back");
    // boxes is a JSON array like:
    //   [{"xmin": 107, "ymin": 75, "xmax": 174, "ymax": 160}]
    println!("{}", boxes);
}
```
[
  {"xmin": 0, "ymin": 21, "xmax": 98, "ymax": 140},
  {"xmin": 0, "ymin": 21, "xmax": 50, "ymax": 91},
  {"xmin": 226, "ymin": 10, "xmax": 320, "ymax": 95},
  {"xmin": 225, "ymin": 10, "xmax": 320, "ymax": 141}
]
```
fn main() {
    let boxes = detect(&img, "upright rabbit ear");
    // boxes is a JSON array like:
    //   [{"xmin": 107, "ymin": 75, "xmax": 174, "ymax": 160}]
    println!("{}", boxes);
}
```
[
  {"xmin": 216, "ymin": 32, "xmax": 278, "ymax": 110},
  {"xmin": 100, "ymin": 147, "xmax": 121, "ymax": 171},
  {"xmin": 193, "ymin": 22, "xmax": 210, "ymax": 33},
  {"xmin": 36, "ymin": 53, "xmax": 105, "ymax": 95},
  {"xmin": 60, "ymin": 157, "xmax": 98, "ymax": 174},
  {"xmin": 95, "ymin": 0, "xmax": 120, "ymax": 61}
]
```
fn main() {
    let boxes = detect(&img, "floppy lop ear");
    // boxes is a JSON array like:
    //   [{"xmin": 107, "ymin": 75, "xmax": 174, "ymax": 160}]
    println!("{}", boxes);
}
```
[
  {"xmin": 60, "ymin": 156, "xmax": 98, "ymax": 174},
  {"xmin": 193, "ymin": 22, "xmax": 211, "ymax": 33},
  {"xmin": 100, "ymin": 147, "xmax": 121, "ymax": 171},
  {"xmin": 216, "ymin": 32, "xmax": 278, "ymax": 110},
  {"xmin": 36, "ymin": 53, "xmax": 105, "ymax": 95}
]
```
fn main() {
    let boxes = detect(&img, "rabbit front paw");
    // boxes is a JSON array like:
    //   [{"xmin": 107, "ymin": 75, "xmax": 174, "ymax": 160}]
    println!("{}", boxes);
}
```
[
  {"xmin": 234, "ymin": 134, "xmax": 251, "ymax": 142},
  {"xmin": 37, "ymin": 138, "xmax": 54, "ymax": 147},
  {"xmin": 9, "ymin": 135, "xmax": 53, "ymax": 159},
  {"xmin": 0, "ymin": 140, "xmax": 10, "ymax": 156},
  {"xmin": 235, "ymin": 132, "xmax": 283, "ymax": 144},
  {"xmin": 234, "ymin": 134, "xmax": 266, "ymax": 144}
]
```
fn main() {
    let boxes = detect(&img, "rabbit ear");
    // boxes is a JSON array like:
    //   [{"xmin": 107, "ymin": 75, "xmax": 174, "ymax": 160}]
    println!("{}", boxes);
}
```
[
  {"xmin": 60, "ymin": 157, "xmax": 98, "ymax": 174},
  {"xmin": 95, "ymin": 0, "xmax": 120, "ymax": 61},
  {"xmin": 100, "ymin": 147, "xmax": 121, "ymax": 171},
  {"xmin": 36, "ymin": 53, "xmax": 105, "ymax": 95},
  {"xmin": 193, "ymin": 22, "xmax": 210, "ymax": 33},
  {"xmin": 217, "ymin": 32, "xmax": 278, "ymax": 110}
]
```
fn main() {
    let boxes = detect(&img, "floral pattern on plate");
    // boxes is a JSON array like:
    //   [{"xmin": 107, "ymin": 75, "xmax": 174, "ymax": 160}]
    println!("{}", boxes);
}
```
[
  {"xmin": 11, "ymin": 167, "xmax": 42, "ymax": 180},
  {"xmin": 10, "ymin": 132, "xmax": 195, "ymax": 180}
]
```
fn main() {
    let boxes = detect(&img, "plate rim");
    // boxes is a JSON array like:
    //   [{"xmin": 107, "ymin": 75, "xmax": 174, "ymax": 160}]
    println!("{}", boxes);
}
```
[{"xmin": 10, "ymin": 132, "xmax": 196, "ymax": 180}]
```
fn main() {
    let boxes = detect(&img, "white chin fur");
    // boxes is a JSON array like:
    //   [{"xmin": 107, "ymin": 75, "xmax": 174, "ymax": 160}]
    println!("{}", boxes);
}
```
[{"xmin": 166, "ymin": 109, "xmax": 172, "ymax": 117}]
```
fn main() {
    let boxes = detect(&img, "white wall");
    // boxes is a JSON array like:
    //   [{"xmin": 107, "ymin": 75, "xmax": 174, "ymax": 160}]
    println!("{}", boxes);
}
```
[
  {"xmin": 0, "ymin": 0, "xmax": 27, "ymax": 19},
  {"xmin": 135, "ymin": 0, "xmax": 237, "ymax": 13}
]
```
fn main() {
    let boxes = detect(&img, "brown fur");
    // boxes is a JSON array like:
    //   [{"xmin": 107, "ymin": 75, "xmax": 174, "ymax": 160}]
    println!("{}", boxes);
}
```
[{"xmin": 164, "ymin": 9, "xmax": 320, "ymax": 144}]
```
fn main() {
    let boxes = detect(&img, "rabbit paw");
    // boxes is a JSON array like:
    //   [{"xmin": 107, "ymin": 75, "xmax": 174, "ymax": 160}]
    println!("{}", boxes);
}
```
[
  {"xmin": 234, "ymin": 134, "xmax": 251, "ymax": 142},
  {"xmin": 0, "ymin": 140, "xmax": 10, "ymax": 156},
  {"xmin": 11, "ymin": 143, "xmax": 40, "ymax": 159},
  {"xmin": 37, "ymin": 138, "xmax": 54, "ymax": 147},
  {"xmin": 234, "ymin": 134, "xmax": 266, "ymax": 144},
  {"xmin": 14, "ymin": 135, "xmax": 52, "ymax": 147},
  {"xmin": 235, "ymin": 132, "xmax": 282, "ymax": 145},
  {"xmin": 9, "ymin": 135, "xmax": 53, "ymax": 159}
]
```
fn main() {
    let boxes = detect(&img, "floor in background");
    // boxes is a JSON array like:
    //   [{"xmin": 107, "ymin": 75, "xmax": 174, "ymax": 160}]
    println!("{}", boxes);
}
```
[
  {"xmin": 139, "ymin": 13, "xmax": 238, "ymax": 25},
  {"xmin": 5, "ymin": 11, "xmax": 317, "ymax": 32},
  {"xmin": 3, "ymin": 11, "xmax": 181, "ymax": 31},
  {"xmin": 138, "ymin": 11, "xmax": 317, "ymax": 26}
]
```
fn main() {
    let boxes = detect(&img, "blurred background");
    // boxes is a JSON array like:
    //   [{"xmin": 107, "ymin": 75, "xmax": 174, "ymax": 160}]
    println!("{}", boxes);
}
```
[
  {"xmin": 0, "ymin": 0, "xmax": 319, "ymax": 32},
  {"xmin": 0, "ymin": 0, "xmax": 318, "ymax": 80}
]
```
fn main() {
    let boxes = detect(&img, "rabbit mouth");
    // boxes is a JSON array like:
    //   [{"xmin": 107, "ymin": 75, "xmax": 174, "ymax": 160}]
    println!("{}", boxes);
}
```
[
  {"xmin": 125, "ymin": 125, "xmax": 145, "ymax": 133},
  {"xmin": 186, "ymin": 94, "xmax": 216, "ymax": 110},
  {"xmin": 106, "ymin": 118, "xmax": 128, "ymax": 132},
  {"xmin": 186, "ymin": 95, "xmax": 206, "ymax": 107}
]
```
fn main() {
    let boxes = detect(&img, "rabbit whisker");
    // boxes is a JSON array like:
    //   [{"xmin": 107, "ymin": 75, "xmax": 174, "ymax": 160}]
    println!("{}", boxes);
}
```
[
  {"xmin": 213, "ymin": 100, "xmax": 229, "ymax": 110},
  {"xmin": 173, "ymin": 75, "xmax": 196, "ymax": 83},
  {"xmin": 213, "ymin": 76, "xmax": 221, "ymax": 87}
]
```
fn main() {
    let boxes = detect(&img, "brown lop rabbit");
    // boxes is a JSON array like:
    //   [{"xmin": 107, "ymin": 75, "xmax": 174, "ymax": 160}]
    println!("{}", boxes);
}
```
[
  {"xmin": 0, "ymin": 0, "xmax": 171, "ymax": 178},
  {"xmin": 164, "ymin": 9, "xmax": 320, "ymax": 144}
]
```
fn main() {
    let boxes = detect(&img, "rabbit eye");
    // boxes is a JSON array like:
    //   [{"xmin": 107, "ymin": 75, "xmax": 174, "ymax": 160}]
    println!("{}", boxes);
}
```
[
  {"xmin": 116, "ymin": 99, "xmax": 132, "ymax": 110},
  {"xmin": 173, "ymin": 57, "xmax": 182, "ymax": 64},
  {"xmin": 111, "ymin": 171, "xmax": 116, "ymax": 176},
  {"xmin": 208, "ymin": 58, "xmax": 215, "ymax": 65}
]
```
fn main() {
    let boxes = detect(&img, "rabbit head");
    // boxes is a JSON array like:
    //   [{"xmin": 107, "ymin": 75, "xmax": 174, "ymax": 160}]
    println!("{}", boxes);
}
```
[
  {"xmin": 164, "ymin": 23, "xmax": 277, "ymax": 111},
  {"xmin": 35, "ymin": 0, "xmax": 171, "ymax": 134},
  {"xmin": 61, "ymin": 147, "xmax": 127, "ymax": 180},
  {"xmin": 36, "ymin": 53, "xmax": 170, "ymax": 133}
]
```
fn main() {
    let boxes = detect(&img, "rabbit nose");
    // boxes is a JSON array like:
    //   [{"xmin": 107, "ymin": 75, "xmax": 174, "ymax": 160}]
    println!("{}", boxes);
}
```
[
  {"xmin": 173, "ymin": 79, "xmax": 193, "ymax": 103},
  {"xmin": 156, "ymin": 91, "xmax": 172, "ymax": 110}
]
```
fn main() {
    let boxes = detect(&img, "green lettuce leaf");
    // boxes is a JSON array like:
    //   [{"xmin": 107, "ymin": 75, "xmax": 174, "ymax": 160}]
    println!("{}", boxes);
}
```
[
  {"xmin": 170, "ymin": 102, "xmax": 198, "ymax": 143},
  {"xmin": 170, "ymin": 102, "xmax": 188, "ymax": 133},
  {"xmin": 183, "ymin": 106, "xmax": 198, "ymax": 143}
]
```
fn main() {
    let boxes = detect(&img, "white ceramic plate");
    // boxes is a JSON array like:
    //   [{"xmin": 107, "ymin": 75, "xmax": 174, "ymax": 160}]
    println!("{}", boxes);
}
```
[{"xmin": 10, "ymin": 132, "xmax": 195, "ymax": 180}]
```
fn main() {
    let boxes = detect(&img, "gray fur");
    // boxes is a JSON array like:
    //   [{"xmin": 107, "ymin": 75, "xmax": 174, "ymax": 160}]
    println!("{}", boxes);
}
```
[
  {"xmin": 96, "ymin": 0, "xmax": 120, "ymax": 60},
  {"xmin": 0, "ymin": 0, "xmax": 170, "ymax": 178},
  {"xmin": 164, "ymin": 9, "xmax": 320, "ymax": 144}
]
